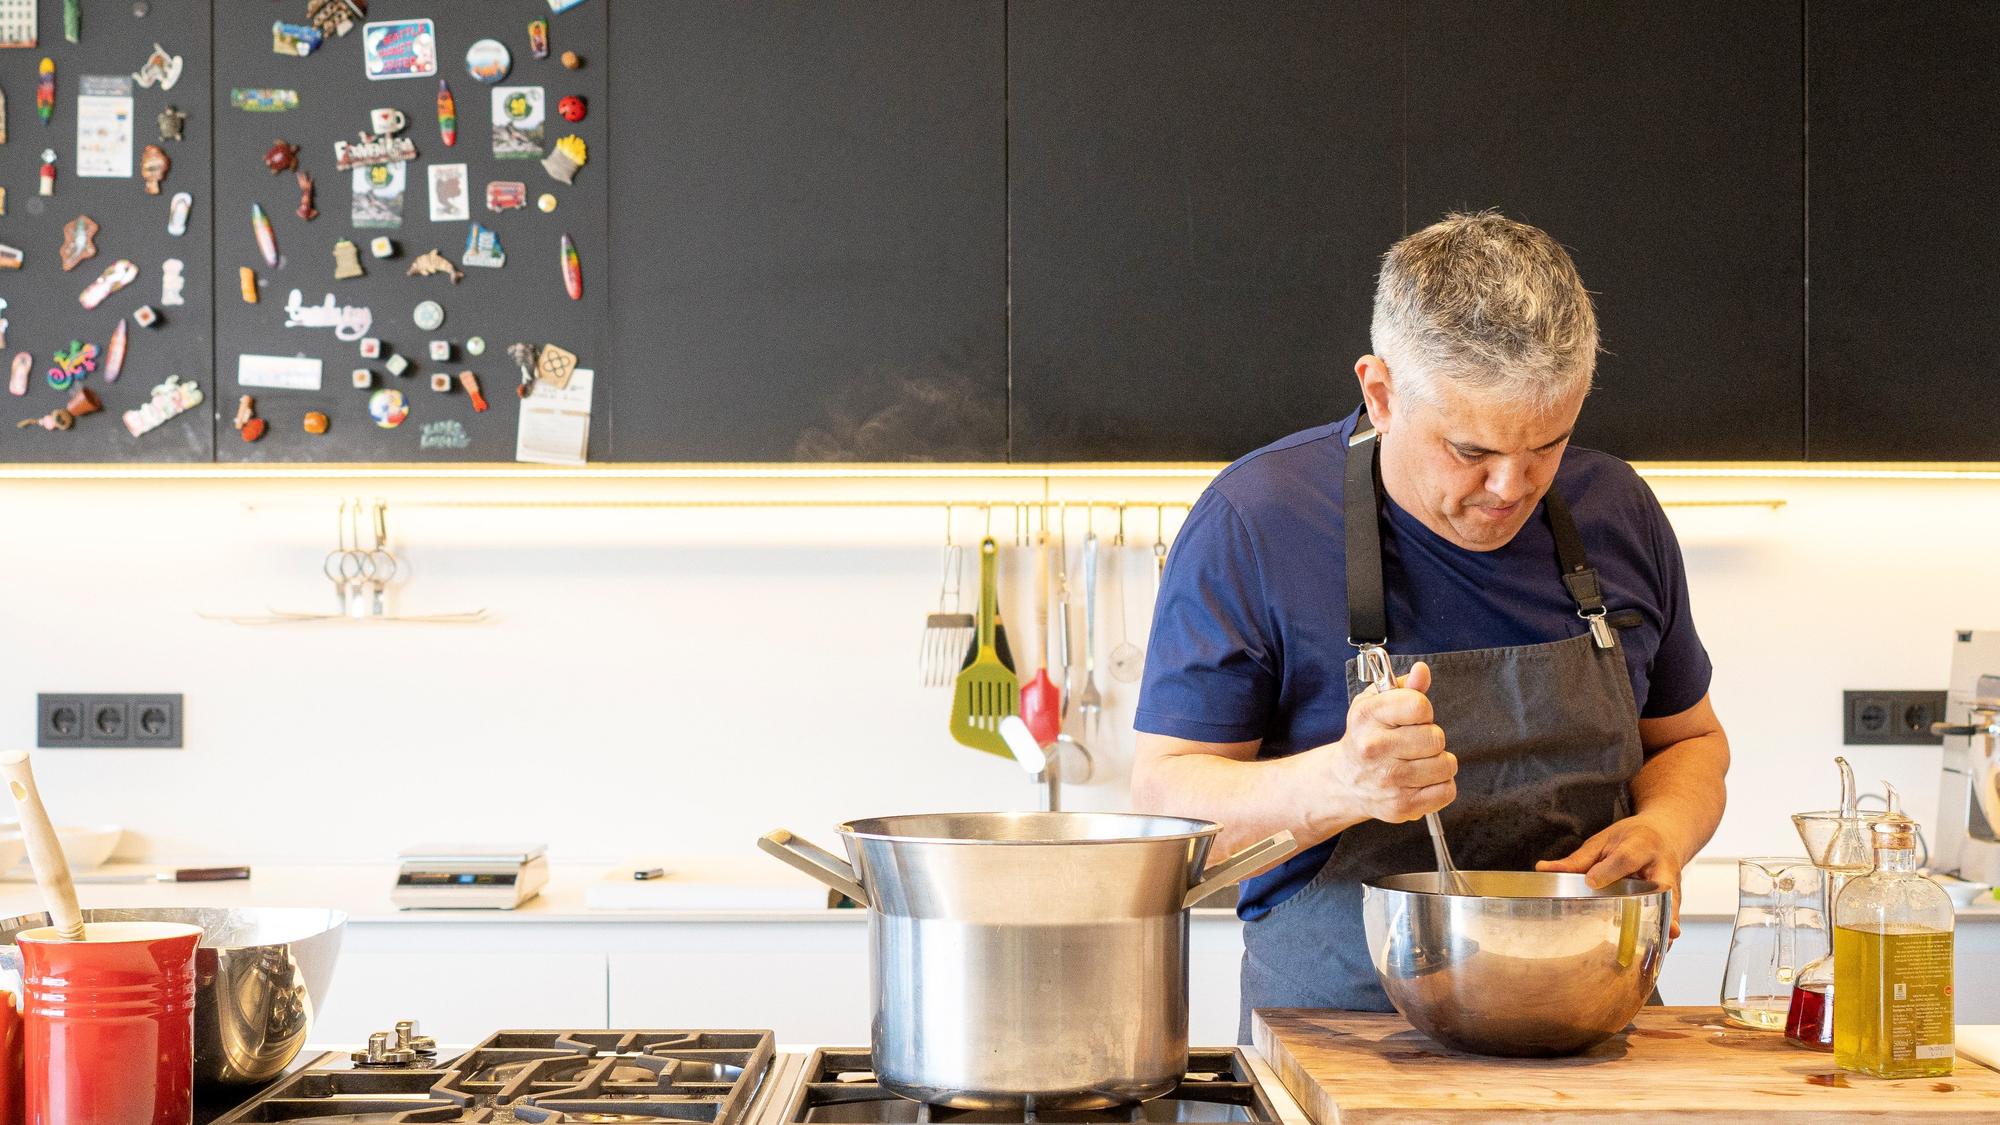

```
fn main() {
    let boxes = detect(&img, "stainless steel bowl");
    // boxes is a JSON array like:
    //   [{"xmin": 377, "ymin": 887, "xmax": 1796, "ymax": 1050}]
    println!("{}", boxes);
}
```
[
  {"xmin": 0, "ymin": 906, "xmax": 345, "ymax": 1087},
  {"xmin": 1362, "ymin": 870, "xmax": 1669, "ymax": 1057}
]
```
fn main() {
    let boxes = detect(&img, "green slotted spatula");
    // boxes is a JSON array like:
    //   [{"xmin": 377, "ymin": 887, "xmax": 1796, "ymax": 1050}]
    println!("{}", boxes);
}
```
[{"xmin": 950, "ymin": 536, "xmax": 1019, "ymax": 756}]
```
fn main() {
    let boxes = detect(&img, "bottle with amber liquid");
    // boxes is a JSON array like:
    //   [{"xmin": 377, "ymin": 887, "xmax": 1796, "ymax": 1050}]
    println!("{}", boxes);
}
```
[{"xmin": 1832, "ymin": 796, "xmax": 1954, "ymax": 1078}]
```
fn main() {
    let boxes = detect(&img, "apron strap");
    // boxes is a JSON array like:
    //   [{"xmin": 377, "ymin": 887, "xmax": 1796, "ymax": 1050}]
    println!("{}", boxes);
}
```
[{"xmin": 1344, "ymin": 420, "xmax": 1617, "ymax": 651}]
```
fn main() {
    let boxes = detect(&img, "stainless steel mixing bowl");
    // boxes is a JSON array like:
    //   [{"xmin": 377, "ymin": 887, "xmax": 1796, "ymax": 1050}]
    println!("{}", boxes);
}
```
[
  {"xmin": 1362, "ymin": 870, "xmax": 1669, "ymax": 1057},
  {"xmin": 0, "ymin": 906, "xmax": 345, "ymax": 1087}
]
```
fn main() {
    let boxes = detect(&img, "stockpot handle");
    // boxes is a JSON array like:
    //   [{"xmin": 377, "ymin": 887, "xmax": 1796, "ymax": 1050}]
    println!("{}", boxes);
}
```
[
  {"xmin": 758, "ymin": 829, "xmax": 870, "ymax": 909},
  {"xmin": 1183, "ymin": 829, "xmax": 1297, "ymax": 910}
]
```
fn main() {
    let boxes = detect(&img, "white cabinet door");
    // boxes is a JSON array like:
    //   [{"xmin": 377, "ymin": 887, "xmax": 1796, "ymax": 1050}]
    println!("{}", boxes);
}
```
[
  {"xmin": 314, "ymin": 952, "xmax": 609, "ymax": 1047},
  {"xmin": 1190, "ymin": 916, "xmax": 1246, "ymax": 1045},
  {"xmin": 609, "ymin": 922, "xmax": 871, "ymax": 1043}
]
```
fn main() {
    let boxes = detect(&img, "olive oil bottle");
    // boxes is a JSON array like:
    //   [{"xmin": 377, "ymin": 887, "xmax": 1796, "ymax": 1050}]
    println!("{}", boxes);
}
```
[{"xmin": 1832, "ymin": 795, "xmax": 1954, "ymax": 1078}]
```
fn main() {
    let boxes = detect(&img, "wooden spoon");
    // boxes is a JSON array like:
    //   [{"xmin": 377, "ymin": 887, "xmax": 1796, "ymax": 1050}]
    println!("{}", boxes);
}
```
[{"xmin": 0, "ymin": 752, "xmax": 84, "ymax": 940}]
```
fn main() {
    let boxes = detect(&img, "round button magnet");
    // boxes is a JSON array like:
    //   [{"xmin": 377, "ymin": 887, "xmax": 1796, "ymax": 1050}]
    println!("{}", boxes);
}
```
[
  {"xmin": 413, "ymin": 300, "xmax": 445, "ymax": 331},
  {"xmin": 465, "ymin": 39, "xmax": 512, "ymax": 84}
]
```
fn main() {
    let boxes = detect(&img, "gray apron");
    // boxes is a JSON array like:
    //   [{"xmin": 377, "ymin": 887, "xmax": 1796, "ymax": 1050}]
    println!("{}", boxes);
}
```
[{"xmin": 1238, "ymin": 429, "xmax": 1646, "ymax": 1040}]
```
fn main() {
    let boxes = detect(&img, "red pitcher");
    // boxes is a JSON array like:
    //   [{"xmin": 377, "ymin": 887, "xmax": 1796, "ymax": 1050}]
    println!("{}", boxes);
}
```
[{"xmin": 18, "ymin": 921, "xmax": 201, "ymax": 1125}]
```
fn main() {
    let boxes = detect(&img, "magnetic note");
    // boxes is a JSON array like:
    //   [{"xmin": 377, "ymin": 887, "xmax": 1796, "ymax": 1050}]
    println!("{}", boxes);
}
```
[
  {"xmin": 516, "ymin": 366, "xmax": 593, "ymax": 465},
  {"xmin": 75, "ymin": 75, "xmax": 133, "ymax": 178},
  {"xmin": 362, "ymin": 19, "xmax": 437, "ymax": 80},
  {"xmin": 428, "ymin": 163, "xmax": 468, "ymax": 222},
  {"xmin": 491, "ymin": 86, "xmax": 545, "ymax": 159},
  {"xmin": 237, "ymin": 353, "xmax": 323, "ymax": 391},
  {"xmin": 351, "ymin": 161, "xmax": 406, "ymax": 229}
]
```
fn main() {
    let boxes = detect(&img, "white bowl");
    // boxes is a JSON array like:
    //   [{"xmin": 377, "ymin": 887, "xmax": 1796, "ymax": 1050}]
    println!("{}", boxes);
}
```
[
  {"xmin": 0, "ymin": 824, "xmax": 122, "ymax": 873},
  {"xmin": 1932, "ymin": 874, "xmax": 1995, "ymax": 907}
]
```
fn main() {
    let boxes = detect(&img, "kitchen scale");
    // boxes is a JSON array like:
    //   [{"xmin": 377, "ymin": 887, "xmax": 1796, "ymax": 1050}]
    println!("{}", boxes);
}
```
[{"xmin": 391, "ymin": 842, "xmax": 548, "ymax": 909}]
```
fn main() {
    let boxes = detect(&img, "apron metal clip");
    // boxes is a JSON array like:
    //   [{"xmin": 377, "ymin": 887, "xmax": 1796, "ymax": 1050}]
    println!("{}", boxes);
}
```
[{"xmin": 1580, "ymin": 608, "xmax": 1615, "ymax": 650}]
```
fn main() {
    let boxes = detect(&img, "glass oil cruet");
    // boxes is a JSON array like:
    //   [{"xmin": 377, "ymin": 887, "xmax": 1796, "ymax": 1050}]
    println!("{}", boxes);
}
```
[
  {"xmin": 1785, "ymin": 756, "xmax": 1873, "ymax": 1049},
  {"xmin": 1833, "ymin": 783, "xmax": 1955, "ymax": 1078},
  {"xmin": 1722, "ymin": 854, "xmax": 1826, "ymax": 1029}
]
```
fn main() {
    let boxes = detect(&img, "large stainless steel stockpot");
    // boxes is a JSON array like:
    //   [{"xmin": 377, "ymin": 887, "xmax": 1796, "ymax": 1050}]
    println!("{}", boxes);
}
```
[
  {"xmin": 1363, "ymin": 870, "xmax": 1669, "ymax": 1057},
  {"xmin": 0, "ymin": 906, "xmax": 345, "ymax": 1087},
  {"xmin": 761, "ymin": 811, "xmax": 1293, "ymax": 1110}
]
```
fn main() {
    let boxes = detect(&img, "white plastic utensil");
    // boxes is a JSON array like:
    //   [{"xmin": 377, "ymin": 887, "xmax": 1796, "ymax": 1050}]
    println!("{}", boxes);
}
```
[
  {"xmin": 999, "ymin": 716, "xmax": 1048, "ymax": 776},
  {"xmin": 0, "ymin": 751, "xmax": 85, "ymax": 940}
]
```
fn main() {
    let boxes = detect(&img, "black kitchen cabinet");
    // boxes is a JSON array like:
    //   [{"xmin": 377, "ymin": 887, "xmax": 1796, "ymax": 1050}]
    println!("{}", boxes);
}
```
[
  {"xmin": 1406, "ymin": 1, "xmax": 1806, "ymax": 461},
  {"xmin": 1007, "ymin": 0, "xmax": 1403, "ymax": 463},
  {"xmin": 1807, "ymin": 2, "xmax": 2000, "ymax": 460},
  {"xmin": 607, "ymin": 1, "xmax": 1007, "ymax": 461}
]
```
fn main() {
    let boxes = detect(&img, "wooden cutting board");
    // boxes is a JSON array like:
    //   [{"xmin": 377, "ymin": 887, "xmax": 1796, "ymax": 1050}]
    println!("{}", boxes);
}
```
[{"xmin": 1253, "ymin": 1007, "xmax": 2000, "ymax": 1122}]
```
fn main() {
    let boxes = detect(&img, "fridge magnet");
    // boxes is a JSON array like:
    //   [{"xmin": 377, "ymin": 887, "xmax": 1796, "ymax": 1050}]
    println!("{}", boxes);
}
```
[
  {"xmin": 75, "ymin": 76, "xmax": 134, "ymax": 179},
  {"xmin": 368, "ymin": 107, "xmax": 406, "ymax": 134},
  {"xmin": 465, "ymin": 337, "xmax": 486, "ymax": 356},
  {"xmin": 0, "ymin": 187, "xmax": 7, "ymax": 216},
  {"xmin": 384, "ymin": 352, "xmax": 409, "ymax": 377},
  {"xmin": 156, "ymin": 105, "xmax": 184, "ymax": 141},
  {"xmin": 59, "ymin": 214, "xmax": 96, "ymax": 270},
  {"xmin": 486, "ymin": 181, "xmax": 526, "ymax": 211},
  {"xmin": 237, "ymin": 353, "xmax": 322, "ymax": 390},
  {"xmin": 332, "ymin": 238, "xmax": 364, "ymax": 279},
  {"xmin": 561, "ymin": 233, "xmax": 581, "ymax": 300},
  {"xmin": 334, "ymin": 130, "xmax": 416, "ymax": 170},
  {"xmin": 528, "ymin": 20, "xmax": 549, "ymax": 60},
  {"xmin": 465, "ymin": 39, "xmax": 511, "ymax": 85},
  {"xmin": 351, "ymin": 161, "xmax": 405, "ymax": 228},
  {"xmin": 369, "ymin": 236, "xmax": 394, "ymax": 258},
  {"xmin": 302, "ymin": 410, "xmax": 329, "ymax": 434},
  {"xmin": 239, "ymin": 266, "xmax": 259, "ymax": 303},
  {"xmin": 427, "ymin": 340, "xmax": 449, "ymax": 362},
  {"xmin": 79, "ymin": 259, "xmax": 139, "ymax": 309},
  {"xmin": 368, "ymin": 387, "xmax": 407, "ymax": 428},
  {"xmin": 428, "ymin": 371, "xmax": 451, "ymax": 393},
  {"xmin": 428, "ymin": 163, "xmax": 468, "ymax": 221},
  {"xmin": 560, "ymin": 51, "xmax": 582, "ymax": 71},
  {"xmin": 35, "ymin": 58, "xmax": 52, "ymax": 125},
  {"xmin": 264, "ymin": 138, "xmax": 299, "ymax": 174},
  {"xmin": 462, "ymin": 222, "xmax": 504, "ymax": 269},
  {"xmin": 507, "ymin": 342, "xmax": 536, "ymax": 396},
  {"xmin": 234, "ymin": 395, "xmax": 265, "ymax": 442},
  {"xmin": 272, "ymin": 21, "xmax": 325, "ymax": 58},
  {"xmin": 420, "ymin": 418, "xmax": 469, "ymax": 450},
  {"xmin": 516, "ymin": 365, "xmax": 592, "ymax": 465},
  {"xmin": 305, "ymin": 0, "xmax": 367, "ymax": 40},
  {"xmin": 16, "ymin": 404, "xmax": 73, "ymax": 432},
  {"xmin": 536, "ymin": 342, "xmax": 577, "ymax": 390},
  {"xmin": 46, "ymin": 339, "xmax": 96, "ymax": 389},
  {"xmin": 0, "ymin": 88, "xmax": 7, "ymax": 144},
  {"xmin": 435, "ymin": 79, "xmax": 455, "ymax": 146},
  {"xmin": 105, "ymin": 319, "xmax": 127, "ymax": 380},
  {"xmin": 548, "ymin": 0, "xmax": 590, "ymax": 14},
  {"xmin": 139, "ymin": 143, "xmax": 168, "ymax": 193},
  {"xmin": 458, "ymin": 371, "xmax": 487, "ymax": 412},
  {"xmin": 37, "ymin": 148, "xmax": 55, "ymax": 195},
  {"xmin": 131, "ymin": 304, "xmax": 160, "ymax": 327},
  {"xmin": 297, "ymin": 168, "xmax": 317, "ymax": 220},
  {"xmin": 0, "ymin": 301, "xmax": 7, "ymax": 348},
  {"xmin": 8, "ymin": 352, "xmax": 29, "ymax": 396},
  {"xmin": 168, "ymin": 190, "xmax": 192, "ymax": 235},
  {"xmin": 363, "ymin": 19, "xmax": 437, "ymax": 80},
  {"xmin": 557, "ymin": 94, "xmax": 585, "ymax": 124},
  {"xmin": 63, "ymin": 0, "xmax": 76, "ymax": 43},
  {"xmin": 413, "ymin": 300, "xmax": 444, "ymax": 331},
  {"xmin": 358, "ymin": 338, "xmax": 381, "ymax": 359},
  {"xmin": 251, "ymin": 203, "xmax": 280, "ymax": 267},
  {"xmin": 537, "ymin": 192, "xmax": 557, "ymax": 213},
  {"xmin": 231, "ymin": 88, "xmax": 299, "ymax": 112},
  {"xmin": 0, "ymin": 3, "xmax": 35, "ymax": 49},
  {"xmin": 283, "ymin": 289, "xmax": 373, "ymax": 341},
  {"xmin": 491, "ymin": 86, "xmax": 545, "ymax": 158},
  {"xmin": 124, "ymin": 375, "xmax": 203, "ymax": 437},
  {"xmin": 161, "ymin": 258, "xmax": 185, "ymax": 305},
  {"xmin": 350, "ymin": 367, "xmax": 371, "ymax": 388},
  {"xmin": 541, "ymin": 134, "xmax": 585, "ymax": 184},
  {"xmin": 131, "ymin": 43, "xmax": 181, "ymax": 89},
  {"xmin": 408, "ymin": 247, "xmax": 463, "ymax": 283}
]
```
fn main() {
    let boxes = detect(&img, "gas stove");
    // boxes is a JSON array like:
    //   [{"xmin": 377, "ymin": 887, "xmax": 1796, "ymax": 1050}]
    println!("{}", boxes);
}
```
[{"xmin": 209, "ymin": 1027, "xmax": 1303, "ymax": 1125}]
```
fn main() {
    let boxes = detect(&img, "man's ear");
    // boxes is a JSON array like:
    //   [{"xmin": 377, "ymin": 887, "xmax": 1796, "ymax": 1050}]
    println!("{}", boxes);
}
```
[{"xmin": 1355, "ymin": 355, "xmax": 1394, "ymax": 434}]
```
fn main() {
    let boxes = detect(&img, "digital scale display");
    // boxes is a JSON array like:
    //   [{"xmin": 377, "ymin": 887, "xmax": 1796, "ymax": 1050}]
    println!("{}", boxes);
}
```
[{"xmin": 398, "ymin": 871, "xmax": 519, "ymax": 887}]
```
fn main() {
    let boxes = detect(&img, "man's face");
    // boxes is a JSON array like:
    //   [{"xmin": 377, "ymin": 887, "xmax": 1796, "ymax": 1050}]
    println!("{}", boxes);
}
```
[{"xmin": 1362, "ymin": 360, "xmax": 1586, "ymax": 552}]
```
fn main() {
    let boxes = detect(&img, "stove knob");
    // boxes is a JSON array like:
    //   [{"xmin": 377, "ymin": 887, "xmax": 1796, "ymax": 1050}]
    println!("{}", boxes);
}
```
[{"xmin": 351, "ymin": 1029, "xmax": 420, "ymax": 1067}]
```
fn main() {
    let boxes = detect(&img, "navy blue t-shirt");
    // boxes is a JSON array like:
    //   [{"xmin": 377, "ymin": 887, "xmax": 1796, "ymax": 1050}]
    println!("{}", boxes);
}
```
[{"xmin": 1135, "ymin": 410, "xmax": 1712, "ymax": 920}]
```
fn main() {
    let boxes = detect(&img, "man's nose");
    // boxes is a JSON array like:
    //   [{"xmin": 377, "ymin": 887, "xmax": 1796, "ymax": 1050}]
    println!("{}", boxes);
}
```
[{"xmin": 1484, "ymin": 458, "xmax": 1534, "ymax": 503}]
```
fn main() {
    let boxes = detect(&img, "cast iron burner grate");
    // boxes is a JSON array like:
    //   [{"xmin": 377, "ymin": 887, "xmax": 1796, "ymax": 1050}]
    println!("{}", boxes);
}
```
[
  {"xmin": 783, "ymin": 1051, "xmax": 1276, "ymax": 1125},
  {"xmin": 212, "ymin": 1030, "xmax": 776, "ymax": 1124}
]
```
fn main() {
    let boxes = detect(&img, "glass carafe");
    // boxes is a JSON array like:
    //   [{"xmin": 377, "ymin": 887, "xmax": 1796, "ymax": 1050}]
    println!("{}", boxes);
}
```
[
  {"xmin": 1722, "ymin": 857, "xmax": 1827, "ymax": 1030},
  {"xmin": 1785, "ymin": 810, "xmax": 1873, "ymax": 1049}
]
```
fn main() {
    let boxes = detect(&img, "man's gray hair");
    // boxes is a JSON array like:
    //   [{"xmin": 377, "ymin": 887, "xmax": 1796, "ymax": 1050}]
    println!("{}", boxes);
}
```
[{"xmin": 1370, "ymin": 210, "xmax": 1599, "ymax": 414}]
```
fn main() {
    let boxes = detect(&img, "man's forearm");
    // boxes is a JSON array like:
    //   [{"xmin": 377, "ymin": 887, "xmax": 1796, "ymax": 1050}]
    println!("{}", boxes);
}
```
[
  {"xmin": 1629, "ymin": 733, "xmax": 1730, "ymax": 864},
  {"xmin": 1132, "ymin": 744, "xmax": 1366, "ymax": 859}
]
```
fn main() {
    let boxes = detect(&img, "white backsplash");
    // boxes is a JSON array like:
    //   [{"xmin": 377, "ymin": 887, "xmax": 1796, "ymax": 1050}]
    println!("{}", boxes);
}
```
[{"xmin": 1, "ymin": 467, "xmax": 1994, "ymax": 868}]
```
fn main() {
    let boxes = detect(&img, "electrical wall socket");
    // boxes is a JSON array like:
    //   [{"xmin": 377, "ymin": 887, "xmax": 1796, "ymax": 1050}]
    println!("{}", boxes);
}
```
[
  {"xmin": 1842, "ymin": 689, "xmax": 1947, "ymax": 745},
  {"xmin": 36, "ymin": 693, "xmax": 182, "ymax": 749}
]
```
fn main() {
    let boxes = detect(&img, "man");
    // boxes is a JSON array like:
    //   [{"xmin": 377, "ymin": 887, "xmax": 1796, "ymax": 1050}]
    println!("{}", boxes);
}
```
[{"xmin": 1131, "ymin": 211, "xmax": 1729, "ymax": 1039}]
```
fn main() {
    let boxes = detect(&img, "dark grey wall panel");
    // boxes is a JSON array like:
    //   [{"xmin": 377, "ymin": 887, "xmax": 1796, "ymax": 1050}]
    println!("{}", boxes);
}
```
[
  {"xmin": 1407, "ymin": 0, "xmax": 1805, "ymax": 461},
  {"xmin": 1008, "ymin": 0, "xmax": 1402, "ymax": 463},
  {"xmin": 0, "ymin": 0, "xmax": 213, "ymax": 463},
  {"xmin": 607, "ymin": 0, "xmax": 1007, "ymax": 462},
  {"xmin": 212, "ymin": 0, "xmax": 607, "ymax": 462},
  {"xmin": 1807, "ymin": 1, "xmax": 2000, "ymax": 460}
]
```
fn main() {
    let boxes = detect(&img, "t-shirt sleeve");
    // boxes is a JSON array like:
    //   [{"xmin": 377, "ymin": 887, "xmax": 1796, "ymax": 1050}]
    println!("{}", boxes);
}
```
[
  {"xmin": 1134, "ymin": 490, "xmax": 1278, "ymax": 743},
  {"xmin": 1638, "ymin": 481, "xmax": 1713, "ymax": 719}
]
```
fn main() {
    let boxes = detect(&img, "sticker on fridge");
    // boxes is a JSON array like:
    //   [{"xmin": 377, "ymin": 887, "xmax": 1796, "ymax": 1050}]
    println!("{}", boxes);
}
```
[
  {"xmin": 362, "ymin": 19, "xmax": 437, "ymax": 80},
  {"xmin": 491, "ymin": 86, "xmax": 545, "ymax": 159},
  {"xmin": 351, "ymin": 161, "xmax": 406, "ymax": 229},
  {"xmin": 75, "ymin": 76, "xmax": 134, "ymax": 179},
  {"xmin": 427, "ymin": 163, "xmax": 469, "ymax": 222}
]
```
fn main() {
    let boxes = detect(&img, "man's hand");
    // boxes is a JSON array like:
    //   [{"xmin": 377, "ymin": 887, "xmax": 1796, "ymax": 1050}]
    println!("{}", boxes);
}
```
[
  {"xmin": 1317, "ymin": 661, "xmax": 1457, "ymax": 825},
  {"xmin": 1536, "ymin": 813, "xmax": 1688, "ymax": 937}
]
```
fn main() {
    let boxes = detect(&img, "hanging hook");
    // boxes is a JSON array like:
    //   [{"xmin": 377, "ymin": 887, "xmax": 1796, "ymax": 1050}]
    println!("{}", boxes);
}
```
[
  {"xmin": 373, "ymin": 497, "xmax": 389, "ymax": 550},
  {"xmin": 1115, "ymin": 503, "xmax": 1127, "ymax": 548},
  {"xmin": 942, "ymin": 501, "xmax": 954, "ymax": 547}
]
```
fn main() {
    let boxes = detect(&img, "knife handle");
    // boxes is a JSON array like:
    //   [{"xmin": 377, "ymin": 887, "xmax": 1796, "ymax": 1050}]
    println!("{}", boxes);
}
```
[{"xmin": 173, "ymin": 866, "xmax": 251, "ymax": 882}]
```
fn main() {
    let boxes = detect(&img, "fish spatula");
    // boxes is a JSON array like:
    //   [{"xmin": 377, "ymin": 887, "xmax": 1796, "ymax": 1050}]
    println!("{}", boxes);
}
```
[{"xmin": 950, "ymin": 536, "xmax": 1018, "ymax": 757}]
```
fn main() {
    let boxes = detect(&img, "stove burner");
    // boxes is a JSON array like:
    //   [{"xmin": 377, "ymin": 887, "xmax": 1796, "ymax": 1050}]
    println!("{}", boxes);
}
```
[{"xmin": 783, "ymin": 1051, "xmax": 1277, "ymax": 1125}]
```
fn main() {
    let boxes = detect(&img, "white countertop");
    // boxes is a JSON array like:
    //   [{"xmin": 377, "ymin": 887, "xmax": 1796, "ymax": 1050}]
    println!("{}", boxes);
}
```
[{"xmin": 4, "ymin": 857, "xmax": 1991, "ymax": 925}]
